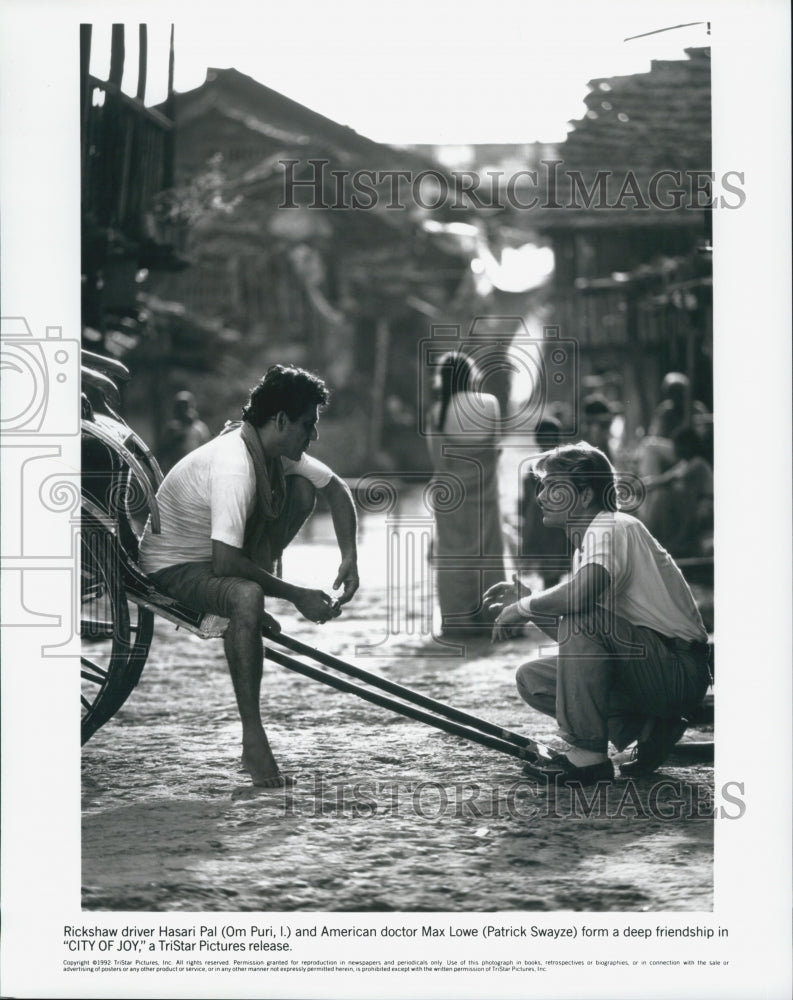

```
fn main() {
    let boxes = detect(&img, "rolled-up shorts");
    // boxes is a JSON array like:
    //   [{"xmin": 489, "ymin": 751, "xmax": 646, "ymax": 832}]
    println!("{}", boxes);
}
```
[{"xmin": 148, "ymin": 561, "xmax": 252, "ymax": 618}]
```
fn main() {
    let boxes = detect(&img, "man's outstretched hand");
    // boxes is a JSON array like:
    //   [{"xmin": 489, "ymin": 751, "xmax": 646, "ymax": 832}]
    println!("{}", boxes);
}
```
[
  {"xmin": 333, "ymin": 555, "xmax": 360, "ymax": 607},
  {"xmin": 482, "ymin": 574, "xmax": 530, "ymax": 617},
  {"xmin": 294, "ymin": 588, "xmax": 341, "ymax": 625},
  {"xmin": 484, "ymin": 574, "xmax": 531, "ymax": 643},
  {"xmin": 492, "ymin": 602, "xmax": 529, "ymax": 643}
]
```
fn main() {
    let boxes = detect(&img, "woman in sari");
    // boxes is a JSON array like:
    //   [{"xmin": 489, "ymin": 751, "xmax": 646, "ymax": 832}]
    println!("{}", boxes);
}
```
[{"xmin": 427, "ymin": 351, "xmax": 506, "ymax": 636}]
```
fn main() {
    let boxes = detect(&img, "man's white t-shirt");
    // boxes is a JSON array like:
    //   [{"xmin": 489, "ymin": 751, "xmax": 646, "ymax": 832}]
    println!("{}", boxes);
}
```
[
  {"xmin": 573, "ymin": 511, "xmax": 708, "ymax": 643},
  {"xmin": 139, "ymin": 428, "xmax": 332, "ymax": 574}
]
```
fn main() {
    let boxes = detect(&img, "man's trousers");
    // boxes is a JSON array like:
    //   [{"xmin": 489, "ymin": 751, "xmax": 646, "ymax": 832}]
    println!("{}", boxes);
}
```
[{"xmin": 515, "ymin": 607, "xmax": 711, "ymax": 753}]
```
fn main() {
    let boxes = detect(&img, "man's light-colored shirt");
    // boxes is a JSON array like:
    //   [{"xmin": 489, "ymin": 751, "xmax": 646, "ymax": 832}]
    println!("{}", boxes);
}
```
[
  {"xmin": 573, "ymin": 510, "xmax": 707, "ymax": 643},
  {"xmin": 139, "ymin": 428, "xmax": 332, "ymax": 574}
]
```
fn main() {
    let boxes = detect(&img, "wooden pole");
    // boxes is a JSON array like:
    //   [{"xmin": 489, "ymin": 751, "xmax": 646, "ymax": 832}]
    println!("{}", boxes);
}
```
[
  {"xmin": 80, "ymin": 25, "xmax": 92, "ymax": 191},
  {"xmin": 263, "ymin": 644, "xmax": 537, "ymax": 762},
  {"xmin": 263, "ymin": 628, "xmax": 550, "ymax": 757},
  {"xmin": 163, "ymin": 25, "xmax": 175, "ymax": 189},
  {"xmin": 109, "ymin": 24, "xmax": 125, "ymax": 87},
  {"xmin": 136, "ymin": 25, "xmax": 148, "ymax": 102}
]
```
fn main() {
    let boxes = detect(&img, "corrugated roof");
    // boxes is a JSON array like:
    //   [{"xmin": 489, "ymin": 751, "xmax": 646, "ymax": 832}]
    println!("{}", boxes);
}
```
[{"xmin": 533, "ymin": 47, "xmax": 711, "ymax": 228}]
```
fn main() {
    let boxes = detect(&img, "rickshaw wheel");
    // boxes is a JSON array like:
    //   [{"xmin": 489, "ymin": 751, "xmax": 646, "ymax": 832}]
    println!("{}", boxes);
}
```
[{"xmin": 80, "ymin": 525, "xmax": 154, "ymax": 745}]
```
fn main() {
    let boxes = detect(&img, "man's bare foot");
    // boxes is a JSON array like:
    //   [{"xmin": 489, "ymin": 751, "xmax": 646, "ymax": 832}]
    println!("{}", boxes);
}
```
[{"xmin": 241, "ymin": 736, "xmax": 284, "ymax": 788}]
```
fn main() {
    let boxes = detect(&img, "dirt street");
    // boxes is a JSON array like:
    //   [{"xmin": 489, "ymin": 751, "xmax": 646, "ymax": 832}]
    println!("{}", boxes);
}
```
[{"xmin": 82, "ymin": 494, "xmax": 714, "ymax": 912}]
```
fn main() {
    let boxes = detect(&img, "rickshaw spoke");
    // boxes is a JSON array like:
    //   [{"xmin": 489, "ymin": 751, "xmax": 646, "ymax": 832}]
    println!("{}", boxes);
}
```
[
  {"xmin": 81, "ymin": 618, "xmax": 115, "ymax": 639},
  {"xmin": 81, "ymin": 656, "xmax": 108, "ymax": 684}
]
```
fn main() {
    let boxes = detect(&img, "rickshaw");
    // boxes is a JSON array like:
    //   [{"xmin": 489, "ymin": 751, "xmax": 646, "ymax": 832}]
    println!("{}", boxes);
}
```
[{"xmin": 80, "ymin": 350, "xmax": 228, "ymax": 744}]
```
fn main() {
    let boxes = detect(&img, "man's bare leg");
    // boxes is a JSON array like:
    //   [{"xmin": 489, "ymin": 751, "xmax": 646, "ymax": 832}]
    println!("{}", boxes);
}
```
[{"xmin": 223, "ymin": 582, "xmax": 283, "ymax": 787}]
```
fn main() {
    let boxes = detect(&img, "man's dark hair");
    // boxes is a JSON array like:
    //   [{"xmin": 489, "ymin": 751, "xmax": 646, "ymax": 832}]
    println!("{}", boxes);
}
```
[
  {"xmin": 536, "ymin": 442, "xmax": 618, "ymax": 512},
  {"xmin": 242, "ymin": 364, "xmax": 330, "ymax": 426}
]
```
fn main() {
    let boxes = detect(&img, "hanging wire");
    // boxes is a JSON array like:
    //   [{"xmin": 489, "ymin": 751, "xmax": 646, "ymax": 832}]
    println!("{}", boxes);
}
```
[{"xmin": 624, "ymin": 22, "xmax": 710, "ymax": 42}]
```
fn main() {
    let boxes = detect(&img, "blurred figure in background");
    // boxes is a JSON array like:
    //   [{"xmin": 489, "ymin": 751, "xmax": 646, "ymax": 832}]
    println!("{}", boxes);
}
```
[
  {"xmin": 636, "ymin": 372, "xmax": 712, "ymax": 543},
  {"xmin": 649, "ymin": 372, "xmax": 710, "ymax": 442},
  {"xmin": 378, "ymin": 393, "xmax": 421, "ymax": 474},
  {"xmin": 581, "ymin": 393, "xmax": 621, "ymax": 465},
  {"xmin": 642, "ymin": 425, "xmax": 714, "ymax": 557},
  {"xmin": 161, "ymin": 390, "xmax": 211, "ymax": 472},
  {"xmin": 427, "ymin": 351, "xmax": 505, "ymax": 636},
  {"xmin": 520, "ymin": 416, "xmax": 570, "ymax": 587}
]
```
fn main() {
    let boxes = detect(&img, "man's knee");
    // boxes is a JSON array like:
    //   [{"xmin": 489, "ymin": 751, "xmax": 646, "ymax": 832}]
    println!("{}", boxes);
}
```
[
  {"xmin": 288, "ymin": 475, "xmax": 317, "ymax": 519},
  {"xmin": 276, "ymin": 476, "xmax": 317, "ymax": 556},
  {"xmin": 226, "ymin": 580, "xmax": 265, "ymax": 623},
  {"xmin": 515, "ymin": 661, "xmax": 533, "ymax": 693},
  {"xmin": 516, "ymin": 660, "xmax": 551, "ymax": 707}
]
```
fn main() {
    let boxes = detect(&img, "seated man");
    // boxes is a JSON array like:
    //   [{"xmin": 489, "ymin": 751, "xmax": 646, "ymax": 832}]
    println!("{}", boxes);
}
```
[
  {"xmin": 490, "ymin": 443, "xmax": 710, "ymax": 786},
  {"xmin": 139, "ymin": 365, "xmax": 359, "ymax": 788}
]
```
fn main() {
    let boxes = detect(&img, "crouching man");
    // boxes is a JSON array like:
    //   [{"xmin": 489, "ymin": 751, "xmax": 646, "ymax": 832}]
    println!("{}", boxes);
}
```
[
  {"xmin": 139, "ymin": 365, "xmax": 359, "ymax": 787},
  {"xmin": 490, "ymin": 443, "xmax": 710, "ymax": 786}
]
